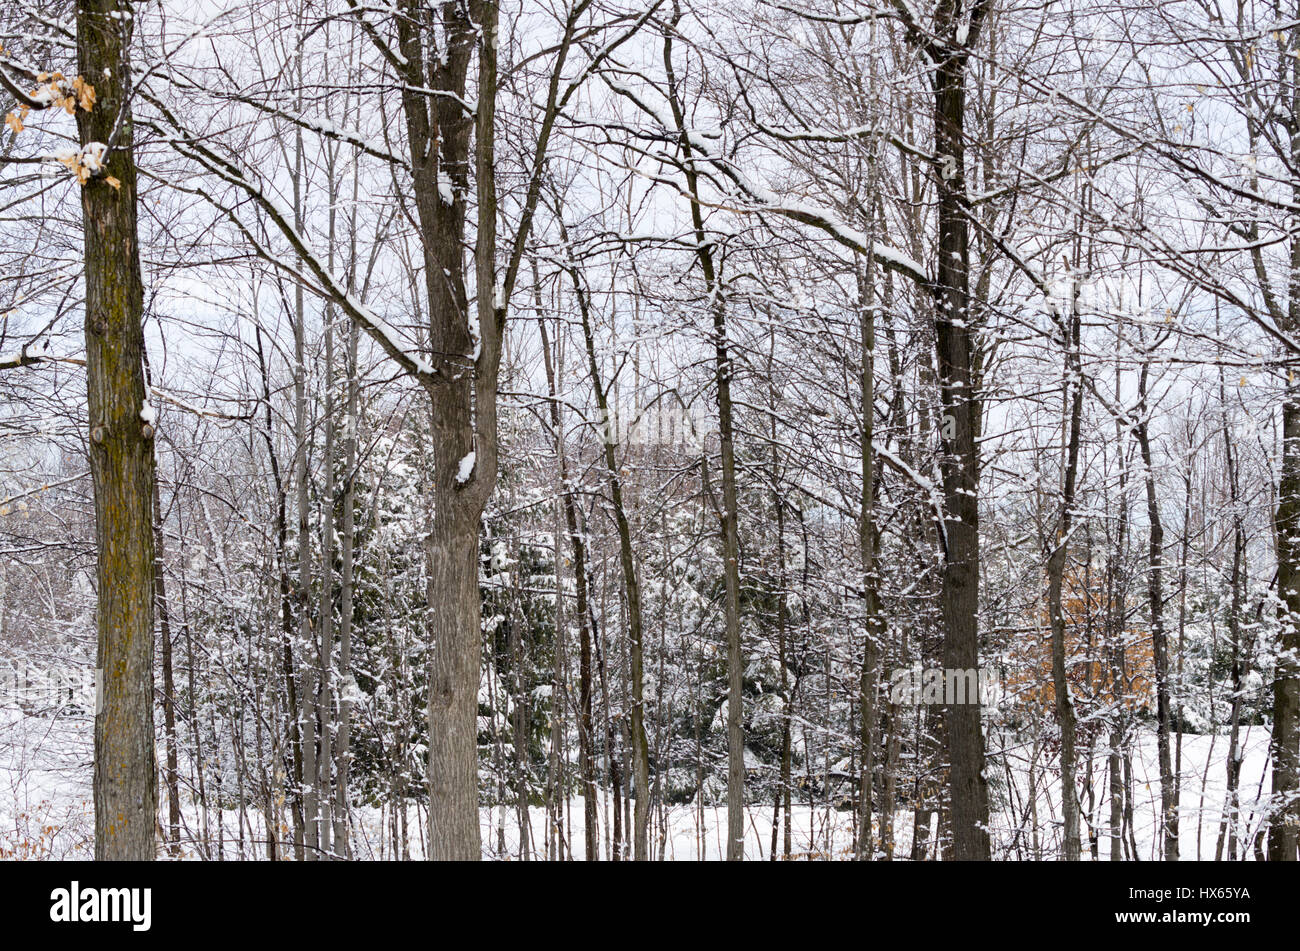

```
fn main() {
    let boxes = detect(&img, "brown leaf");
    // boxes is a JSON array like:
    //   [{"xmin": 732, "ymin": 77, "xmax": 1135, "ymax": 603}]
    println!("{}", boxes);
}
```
[{"xmin": 73, "ymin": 76, "xmax": 96, "ymax": 112}]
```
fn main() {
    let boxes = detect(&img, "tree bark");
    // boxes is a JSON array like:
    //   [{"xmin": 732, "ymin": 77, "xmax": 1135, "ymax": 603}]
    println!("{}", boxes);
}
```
[
  {"xmin": 569, "ymin": 258, "xmax": 651, "ymax": 861},
  {"xmin": 661, "ymin": 19, "xmax": 745, "ymax": 858},
  {"xmin": 536, "ymin": 310, "xmax": 599, "ymax": 859},
  {"xmin": 925, "ymin": 0, "xmax": 993, "ymax": 859},
  {"xmin": 1045, "ymin": 273, "xmax": 1083, "ymax": 860},
  {"xmin": 77, "ymin": 0, "xmax": 158, "ymax": 861},
  {"xmin": 1272, "ymin": 384, "xmax": 1300, "ymax": 860},
  {"xmin": 1134, "ymin": 361, "xmax": 1178, "ymax": 861},
  {"xmin": 855, "ymin": 261, "xmax": 883, "ymax": 861}
]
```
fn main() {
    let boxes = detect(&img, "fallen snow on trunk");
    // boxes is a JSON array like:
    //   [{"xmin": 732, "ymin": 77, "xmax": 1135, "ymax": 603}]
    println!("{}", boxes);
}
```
[{"xmin": 455, "ymin": 451, "xmax": 475, "ymax": 484}]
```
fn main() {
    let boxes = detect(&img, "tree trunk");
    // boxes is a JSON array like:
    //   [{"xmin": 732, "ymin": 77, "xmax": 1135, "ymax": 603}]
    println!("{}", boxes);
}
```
[
  {"xmin": 661, "ymin": 21, "xmax": 745, "ymax": 857},
  {"xmin": 536, "ymin": 310, "xmax": 600, "ymax": 859},
  {"xmin": 153, "ymin": 477, "xmax": 181, "ymax": 856},
  {"xmin": 77, "ymin": 0, "xmax": 157, "ymax": 861},
  {"xmin": 400, "ymin": 0, "xmax": 501, "ymax": 861},
  {"xmin": 570, "ymin": 266, "xmax": 651, "ymax": 861},
  {"xmin": 928, "ymin": 10, "xmax": 992, "ymax": 860},
  {"xmin": 855, "ymin": 261, "xmax": 883, "ymax": 861},
  {"xmin": 1045, "ymin": 273, "xmax": 1084, "ymax": 860},
  {"xmin": 1135, "ymin": 363, "xmax": 1178, "ymax": 861},
  {"xmin": 333, "ymin": 317, "xmax": 358, "ymax": 857},
  {"xmin": 1272, "ymin": 385, "xmax": 1300, "ymax": 861}
]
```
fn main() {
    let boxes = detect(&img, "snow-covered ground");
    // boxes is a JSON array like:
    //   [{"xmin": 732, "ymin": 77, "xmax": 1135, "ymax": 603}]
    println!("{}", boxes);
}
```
[
  {"xmin": 0, "ymin": 707, "xmax": 95, "ymax": 859},
  {"xmin": 0, "ymin": 703, "xmax": 1274, "ymax": 860}
]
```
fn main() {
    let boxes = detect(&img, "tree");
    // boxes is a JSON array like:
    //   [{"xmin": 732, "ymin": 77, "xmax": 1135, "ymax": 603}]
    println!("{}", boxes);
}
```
[{"xmin": 76, "ymin": 0, "xmax": 158, "ymax": 861}]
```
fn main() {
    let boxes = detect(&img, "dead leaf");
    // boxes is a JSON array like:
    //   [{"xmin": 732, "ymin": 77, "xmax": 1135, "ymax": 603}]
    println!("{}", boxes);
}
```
[{"xmin": 73, "ymin": 76, "xmax": 95, "ymax": 112}]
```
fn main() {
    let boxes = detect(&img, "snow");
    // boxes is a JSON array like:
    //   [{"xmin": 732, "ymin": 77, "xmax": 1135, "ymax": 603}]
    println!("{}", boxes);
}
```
[
  {"xmin": 456, "ymin": 451, "xmax": 476, "ymax": 484},
  {"xmin": 79, "ymin": 142, "xmax": 107, "ymax": 173},
  {"xmin": 872, "ymin": 441, "xmax": 949, "ymax": 551},
  {"xmin": 0, "ymin": 698, "xmax": 1269, "ymax": 860}
]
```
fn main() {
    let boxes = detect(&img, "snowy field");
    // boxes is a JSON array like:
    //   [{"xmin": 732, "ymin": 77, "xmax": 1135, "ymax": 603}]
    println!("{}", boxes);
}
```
[{"xmin": 0, "ymin": 704, "xmax": 1274, "ymax": 860}]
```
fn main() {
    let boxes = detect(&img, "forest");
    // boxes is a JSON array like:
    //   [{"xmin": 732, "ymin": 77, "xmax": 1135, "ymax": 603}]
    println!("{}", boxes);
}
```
[{"xmin": 0, "ymin": 0, "xmax": 1297, "ymax": 864}]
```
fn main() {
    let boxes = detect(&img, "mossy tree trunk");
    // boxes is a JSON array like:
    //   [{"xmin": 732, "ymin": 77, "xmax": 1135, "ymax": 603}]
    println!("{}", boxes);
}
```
[{"xmin": 76, "ymin": 0, "xmax": 158, "ymax": 862}]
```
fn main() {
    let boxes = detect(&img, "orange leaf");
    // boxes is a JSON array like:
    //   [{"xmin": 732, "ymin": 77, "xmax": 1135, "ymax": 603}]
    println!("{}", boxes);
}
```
[{"xmin": 73, "ymin": 76, "xmax": 95, "ymax": 112}]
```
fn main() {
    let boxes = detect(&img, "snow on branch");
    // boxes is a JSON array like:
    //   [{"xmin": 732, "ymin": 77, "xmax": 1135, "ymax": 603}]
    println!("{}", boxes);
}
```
[
  {"xmin": 142, "ymin": 93, "xmax": 439, "ymax": 391},
  {"xmin": 603, "ymin": 77, "xmax": 930, "ymax": 286}
]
